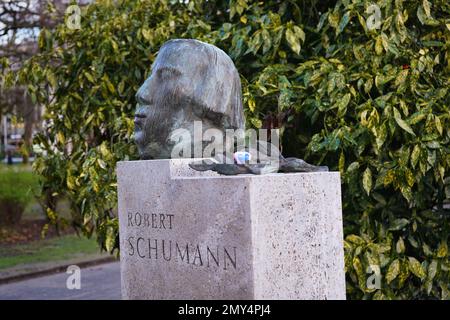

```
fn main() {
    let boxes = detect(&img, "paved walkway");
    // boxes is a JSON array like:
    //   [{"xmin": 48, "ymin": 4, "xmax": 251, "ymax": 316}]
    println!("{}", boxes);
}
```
[{"xmin": 0, "ymin": 262, "xmax": 121, "ymax": 300}]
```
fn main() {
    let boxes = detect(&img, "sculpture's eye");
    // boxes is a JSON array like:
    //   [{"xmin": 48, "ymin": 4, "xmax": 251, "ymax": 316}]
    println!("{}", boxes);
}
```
[
  {"xmin": 156, "ymin": 67, "xmax": 181, "ymax": 79},
  {"xmin": 136, "ymin": 93, "xmax": 152, "ymax": 106}
]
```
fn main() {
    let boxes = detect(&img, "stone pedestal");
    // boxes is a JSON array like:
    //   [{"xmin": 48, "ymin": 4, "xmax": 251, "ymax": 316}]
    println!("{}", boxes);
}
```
[{"xmin": 117, "ymin": 159, "xmax": 345, "ymax": 300}]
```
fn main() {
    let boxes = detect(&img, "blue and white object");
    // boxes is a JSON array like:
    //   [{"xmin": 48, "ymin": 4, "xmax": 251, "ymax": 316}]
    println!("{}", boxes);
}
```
[{"xmin": 233, "ymin": 151, "xmax": 251, "ymax": 164}]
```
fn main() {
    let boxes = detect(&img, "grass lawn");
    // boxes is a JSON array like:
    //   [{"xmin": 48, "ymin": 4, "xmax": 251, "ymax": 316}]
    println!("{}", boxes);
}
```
[
  {"xmin": 0, "ymin": 163, "xmax": 33, "ymax": 172},
  {"xmin": 0, "ymin": 163, "xmax": 110, "ymax": 274},
  {"xmin": 0, "ymin": 234, "xmax": 102, "ymax": 270},
  {"xmin": 0, "ymin": 163, "xmax": 72, "ymax": 221}
]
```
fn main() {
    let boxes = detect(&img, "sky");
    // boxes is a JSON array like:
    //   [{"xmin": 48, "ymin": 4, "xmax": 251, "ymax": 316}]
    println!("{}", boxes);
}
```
[{"xmin": 0, "ymin": 0, "xmax": 41, "ymax": 46}]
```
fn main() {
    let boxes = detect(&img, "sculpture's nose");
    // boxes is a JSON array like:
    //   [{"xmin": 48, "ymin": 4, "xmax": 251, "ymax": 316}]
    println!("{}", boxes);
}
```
[{"xmin": 134, "ymin": 96, "xmax": 149, "ymax": 126}]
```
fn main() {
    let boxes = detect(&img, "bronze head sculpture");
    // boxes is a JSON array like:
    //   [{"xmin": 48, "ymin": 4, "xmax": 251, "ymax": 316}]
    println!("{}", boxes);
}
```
[
  {"xmin": 134, "ymin": 39, "xmax": 244, "ymax": 160},
  {"xmin": 134, "ymin": 39, "xmax": 327, "ymax": 174}
]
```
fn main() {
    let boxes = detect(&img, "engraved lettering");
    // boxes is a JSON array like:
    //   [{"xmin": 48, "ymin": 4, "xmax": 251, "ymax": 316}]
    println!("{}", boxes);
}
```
[{"xmin": 136, "ymin": 237, "xmax": 145, "ymax": 258}]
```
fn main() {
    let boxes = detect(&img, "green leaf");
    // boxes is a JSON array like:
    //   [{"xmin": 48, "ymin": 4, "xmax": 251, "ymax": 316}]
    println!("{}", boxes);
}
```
[
  {"xmin": 398, "ymin": 260, "xmax": 410, "ymax": 287},
  {"xmin": 261, "ymin": 29, "xmax": 272, "ymax": 54},
  {"xmin": 285, "ymin": 28, "xmax": 300, "ymax": 55},
  {"xmin": 423, "ymin": 243, "xmax": 433, "ymax": 256},
  {"xmin": 352, "ymin": 256, "xmax": 366, "ymax": 291},
  {"xmin": 427, "ymin": 259, "xmax": 438, "ymax": 282},
  {"xmin": 317, "ymin": 12, "xmax": 328, "ymax": 31},
  {"xmin": 393, "ymin": 107, "xmax": 415, "ymax": 136},
  {"xmin": 66, "ymin": 175, "xmax": 76, "ymax": 190},
  {"xmin": 375, "ymin": 36, "xmax": 383, "ymax": 55},
  {"xmin": 336, "ymin": 11, "xmax": 350, "ymax": 35},
  {"xmin": 437, "ymin": 241, "xmax": 448, "ymax": 258},
  {"xmin": 426, "ymin": 141, "xmax": 440, "ymax": 149},
  {"xmin": 408, "ymin": 112, "xmax": 427, "ymax": 125},
  {"xmin": 395, "ymin": 69, "xmax": 409, "ymax": 87},
  {"xmin": 423, "ymin": 0, "xmax": 431, "ymax": 17},
  {"xmin": 411, "ymin": 145, "xmax": 421, "ymax": 168},
  {"xmin": 337, "ymin": 93, "xmax": 351, "ymax": 117},
  {"xmin": 434, "ymin": 116, "xmax": 443, "ymax": 135},
  {"xmin": 363, "ymin": 167, "xmax": 372, "ymax": 196},
  {"xmin": 328, "ymin": 11, "xmax": 340, "ymax": 29},
  {"xmin": 408, "ymin": 257, "xmax": 426, "ymax": 280},
  {"xmin": 417, "ymin": 4, "xmax": 439, "ymax": 26},
  {"xmin": 346, "ymin": 234, "xmax": 366, "ymax": 246},
  {"xmin": 424, "ymin": 260, "xmax": 438, "ymax": 294},
  {"xmin": 338, "ymin": 151, "xmax": 345, "ymax": 174},
  {"xmin": 386, "ymin": 259, "xmax": 401, "ymax": 284},
  {"xmin": 141, "ymin": 28, "xmax": 152, "ymax": 41},
  {"xmin": 248, "ymin": 31, "xmax": 262, "ymax": 55},
  {"xmin": 250, "ymin": 118, "xmax": 262, "ymax": 128},
  {"xmin": 56, "ymin": 131, "xmax": 65, "ymax": 145},
  {"xmin": 372, "ymin": 290, "xmax": 387, "ymax": 300},
  {"xmin": 388, "ymin": 218, "xmax": 409, "ymax": 231},
  {"xmin": 375, "ymin": 122, "xmax": 387, "ymax": 149},
  {"xmin": 97, "ymin": 159, "xmax": 107, "ymax": 169},
  {"xmin": 401, "ymin": 185, "xmax": 413, "ymax": 202},
  {"xmin": 364, "ymin": 78, "xmax": 373, "ymax": 93},
  {"xmin": 99, "ymin": 142, "xmax": 112, "ymax": 159},
  {"xmin": 293, "ymin": 26, "xmax": 305, "ymax": 43},
  {"xmin": 396, "ymin": 237, "xmax": 405, "ymax": 254},
  {"xmin": 84, "ymin": 72, "xmax": 95, "ymax": 83},
  {"xmin": 105, "ymin": 226, "xmax": 116, "ymax": 252}
]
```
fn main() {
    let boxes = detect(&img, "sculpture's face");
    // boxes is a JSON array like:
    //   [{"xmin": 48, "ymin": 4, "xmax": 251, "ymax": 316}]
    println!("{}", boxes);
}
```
[{"xmin": 134, "ymin": 47, "xmax": 197, "ymax": 159}]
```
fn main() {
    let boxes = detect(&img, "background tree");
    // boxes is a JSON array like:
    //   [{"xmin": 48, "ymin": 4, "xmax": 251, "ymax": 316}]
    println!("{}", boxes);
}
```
[
  {"xmin": 0, "ymin": 0, "xmax": 91, "ymax": 163},
  {"xmin": 6, "ymin": 0, "xmax": 449, "ymax": 299}
]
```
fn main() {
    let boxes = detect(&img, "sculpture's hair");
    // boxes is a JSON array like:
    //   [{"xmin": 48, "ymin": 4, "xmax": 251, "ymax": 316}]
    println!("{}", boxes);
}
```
[{"xmin": 153, "ymin": 39, "xmax": 245, "ymax": 130}]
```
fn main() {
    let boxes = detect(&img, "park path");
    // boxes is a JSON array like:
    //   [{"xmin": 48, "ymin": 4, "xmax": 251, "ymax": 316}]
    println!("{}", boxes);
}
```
[{"xmin": 0, "ymin": 262, "xmax": 121, "ymax": 300}]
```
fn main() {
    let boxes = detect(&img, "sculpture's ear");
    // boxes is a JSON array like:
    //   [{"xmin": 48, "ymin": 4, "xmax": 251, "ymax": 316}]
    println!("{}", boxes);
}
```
[
  {"xmin": 228, "ymin": 73, "xmax": 245, "ymax": 129},
  {"xmin": 157, "ymin": 39, "xmax": 245, "ymax": 130},
  {"xmin": 194, "ymin": 50, "xmax": 245, "ymax": 130}
]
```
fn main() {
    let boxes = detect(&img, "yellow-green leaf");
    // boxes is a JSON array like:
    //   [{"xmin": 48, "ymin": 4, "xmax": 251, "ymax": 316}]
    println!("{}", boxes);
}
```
[
  {"xmin": 346, "ymin": 234, "xmax": 365, "ymax": 246},
  {"xmin": 57, "ymin": 131, "xmax": 65, "ymax": 144},
  {"xmin": 84, "ymin": 72, "xmax": 95, "ymax": 83},
  {"xmin": 105, "ymin": 226, "xmax": 116, "ymax": 252},
  {"xmin": 428, "ymin": 259, "xmax": 438, "ymax": 281},
  {"xmin": 435, "ymin": 116, "xmax": 443, "ymax": 135},
  {"xmin": 293, "ymin": 25, "xmax": 305, "ymax": 43},
  {"xmin": 248, "ymin": 97, "xmax": 256, "ymax": 112},
  {"xmin": 338, "ymin": 151, "xmax": 345, "ymax": 174},
  {"xmin": 285, "ymin": 28, "xmax": 300, "ymax": 55},
  {"xmin": 395, "ymin": 69, "xmax": 409, "ymax": 86},
  {"xmin": 375, "ymin": 36, "xmax": 383, "ymax": 55},
  {"xmin": 337, "ymin": 93, "xmax": 351, "ymax": 117},
  {"xmin": 423, "ymin": 0, "xmax": 431, "ymax": 17},
  {"xmin": 396, "ymin": 237, "xmax": 405, "ymax": 254},
  {"xmin": 398, "ymin": 260, "xmax": 410, "ymax": 287},
  {"xmin": 437, "ymin": 241, "xmax": 448, "ymax": 258},
  {"xmin": 386, "ymin": 259, "xmax": 401, "ymax": 284},
  {"xmin": 389, "ymin": 218, "xmax": 409, "ymax": 231},
  {"xmin": 411, "ymin": 145, "xmax": 421, "ymax": 168},
  {"xmin": 352, "ymin": 256, "xmax": 366, "ymax": 290},
  {"xmin": 363, "ymin": 167, "xmax": 372, "ymax": 195},
  {"xmin": 394, "ymin": 107, "xmax": 415, "ymax": 136},
  {"xmin": 67, "ymin": 175, "xmax": 76, "ymax": 190},
  {"xmin": 408, "ymin": 257, "xmax": 426, "ymax": 280}
]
